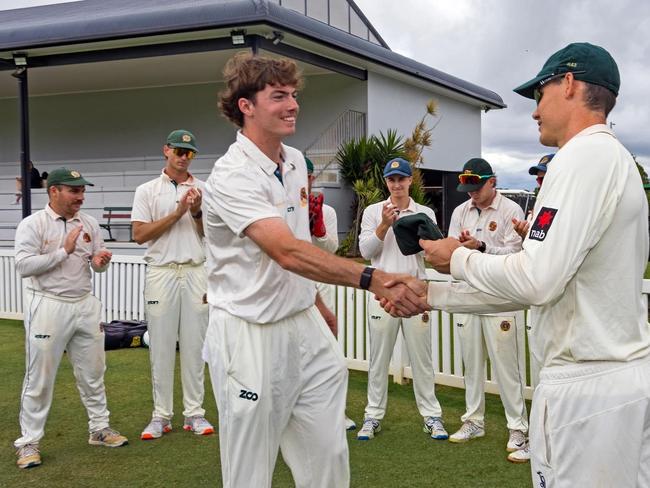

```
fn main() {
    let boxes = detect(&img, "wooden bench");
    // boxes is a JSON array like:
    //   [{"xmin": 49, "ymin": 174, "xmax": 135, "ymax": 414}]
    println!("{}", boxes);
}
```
[{"xmin": 99, "ymin": 206, "xmax": 133, "ymax": 242}]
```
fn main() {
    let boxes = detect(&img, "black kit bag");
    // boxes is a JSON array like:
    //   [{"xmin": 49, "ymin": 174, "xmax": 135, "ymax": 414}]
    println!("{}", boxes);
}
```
[{"xmin": 102, "ymin": 320, "xmax": 148, "ymax": 350}]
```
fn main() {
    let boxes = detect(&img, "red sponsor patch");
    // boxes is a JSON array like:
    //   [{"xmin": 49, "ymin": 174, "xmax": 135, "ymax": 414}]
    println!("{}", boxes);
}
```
[{"xmin": 529, "ymin": 207, "xmax": 557, "ymax": 241}]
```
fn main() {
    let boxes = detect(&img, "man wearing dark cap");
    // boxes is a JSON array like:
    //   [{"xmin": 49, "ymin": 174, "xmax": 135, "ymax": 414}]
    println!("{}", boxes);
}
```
[
  {"xmin": 13, "ymin": 168, "xmax": 128, "ymax": 469},
  {"xmin": 132, "ymin": 130, "xmax": 214, "ymax": 440},
  {"xmin": 447, "ymin": 158, "xmax": 528, "ymax": 454},
  {"xmin": 528, "ymin": 154, "xmax": 554, "ymax": 188},
  {"xmin": 390, "ymin": 42, "xmax": 650, "ymax": 486},
  {"xmin": 357, "ymin": 157, "xmax": 448, "ymax": 441}
]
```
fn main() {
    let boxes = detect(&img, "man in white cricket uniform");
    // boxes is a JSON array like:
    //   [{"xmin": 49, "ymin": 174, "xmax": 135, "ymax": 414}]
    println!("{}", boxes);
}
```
[
  {"xmin": 389, "ymin": 43, "xmax": 650, "ymax": 488},
  {"xmin": 446, "ymin": 158, "xmax": 528, "ymax": 453},
  {"xmin": 357, "ymin": 158, "xmax": 448, "ymax": 441},
  {"xmin": 306, "ymin": 157, "xmax": 356, "ymax": 431},
  {"xmin": 132, "ymin": 130, "xmax": 213, "ymax": 440},
  {"xmin": 202, "ymin": 53, "xmax": 429, "ymax": 488},
  {"xmin": 14, "ymin": 167, "xmax": 127, "ymax": 469}
]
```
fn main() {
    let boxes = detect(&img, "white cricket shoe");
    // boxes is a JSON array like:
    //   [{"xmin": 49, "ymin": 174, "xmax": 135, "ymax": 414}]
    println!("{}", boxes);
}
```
[
  {"xmin": 141, "ymin": 417, "xmax": 172, "ymax": 440},
  {"xmin": 507, "ymin": 429, "xmax": 527, "ymax": 452},
  {"xmin": 183, "ymin": 416, "xmax": 215, "ymax": 436},
  {"xmin": 423, "ymin": 416, "xmax": 449, "ymax": 440},
  {"xmin": 448, "ymin": 420, "xmax": 485, "ymax": 443},
  {"xmin": 345, "ymin": 416, "xmax": 357, "ymax": 431},
  {"xmin": 356, "ymin": 418, "xmax": 381, "ymax": 440},
  {"xmin": 507, "ymin": 443, "xmax": 530, "ymax": 463}
]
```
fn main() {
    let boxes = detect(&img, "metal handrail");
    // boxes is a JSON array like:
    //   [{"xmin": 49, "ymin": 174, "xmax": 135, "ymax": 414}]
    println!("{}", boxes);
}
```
[{"xmin": 304, "ymin": 110, "xmax": 366, "ymax": 182}]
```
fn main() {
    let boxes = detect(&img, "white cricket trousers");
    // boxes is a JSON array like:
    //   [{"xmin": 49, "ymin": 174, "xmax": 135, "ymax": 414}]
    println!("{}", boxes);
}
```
[
  {"xmin": 145, "ymin": 263, "xmax": 209, "ymax": 420},
  {"xmin": 15, "ymin": 290, "xmax": 110, "ymax": 448},
  {"xmin": 364, "ymin": 298, "xmax": 443, "ymax": 420},
  {"xmin": 203, "ymin": 305, "xmax": 350, "ymax": 488},
  {"xmin": 530, "ymin": 354, "xmax": 650, "ymax": 488},
  {"xmin": 456, "ymin": 313, "xmax": 528, "ymax": 432}
]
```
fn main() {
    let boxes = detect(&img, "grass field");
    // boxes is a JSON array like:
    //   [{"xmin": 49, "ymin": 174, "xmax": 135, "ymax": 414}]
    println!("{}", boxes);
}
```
[{"xmin": 0, "ymin": 319, "xmax": 532, "ymax": 487}]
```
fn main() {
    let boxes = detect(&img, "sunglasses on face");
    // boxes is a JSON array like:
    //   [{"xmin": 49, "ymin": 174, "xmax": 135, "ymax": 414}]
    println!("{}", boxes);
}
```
[
  {"xmin": 458, "ymin": 173, "xmax": 494, "ymax": 185},
  {"xmin": 171, "ymin": 147, "xmax": 196, "ymax": 160}
]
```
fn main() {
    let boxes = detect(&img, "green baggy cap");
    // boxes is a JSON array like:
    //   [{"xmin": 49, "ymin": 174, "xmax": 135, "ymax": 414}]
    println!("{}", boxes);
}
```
[
  {"xmin": 46, "ymin": 167, "xmax": 94, "ymax": 187},
  {"xmin": 166, "ymin": 129, "xmax": 198, "ymax": 152},
  {"xmin": 513, "ymin": 42, "xmax": 620, "ymax": 99},
  {"xmin": 392, "ymin": 213, "xmax": 444, "ymax": 256}
]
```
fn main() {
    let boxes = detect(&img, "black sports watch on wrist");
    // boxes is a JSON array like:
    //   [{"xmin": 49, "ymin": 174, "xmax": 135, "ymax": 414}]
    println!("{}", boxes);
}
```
[
  {"xmin": 359, "ymin": 266, "xmax": 375, "ymax": 290},
  {"xmin": 477, "ymin": 240, "xmax": 486, "ymax": 253},
  {"xmin": 192, "ymin": 210, "xmax": 203, "ymax": 219}
]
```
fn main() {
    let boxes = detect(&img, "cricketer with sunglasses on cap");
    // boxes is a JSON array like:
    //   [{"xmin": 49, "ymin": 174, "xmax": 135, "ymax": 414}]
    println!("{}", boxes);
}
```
[
  {"xmin": 131, "ymin": 129, "xmax": 215, "ymax": 441},
  {"xmin": 383, "ymin": 42, "xmax": 650, "ymax": 487},
  {"xmin": 446, "ymin": 158, "xmax": 529, "ymax": 458}
]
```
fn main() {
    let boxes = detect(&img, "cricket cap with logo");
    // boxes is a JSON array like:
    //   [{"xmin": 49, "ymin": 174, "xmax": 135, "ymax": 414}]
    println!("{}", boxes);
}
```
[
  {"xmin": 383, "ymin": 158, "xmax": 412, "ymax": 178},
  {"xmin": 457, "ymin": 158, "xmax": 495, "ymax": 192},
  {"xmin": 529, "ymin": 154, "xmax": 555, "ymax": 175},
  {"xmin": 166, "ymin": 129, "xmax": 198, "ymax": 152},
  {"xmin": 47, "ymin": 167, "xmax": 94, "ymax": 187},
  {"xmin": 514, "ymin": 42, "xmax": 620, "ymax": 99}
]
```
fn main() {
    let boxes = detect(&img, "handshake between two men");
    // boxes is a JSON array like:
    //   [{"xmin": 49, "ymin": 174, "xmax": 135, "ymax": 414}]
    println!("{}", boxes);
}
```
[{"xmin": 378, "ymin": 237, "xmax": 462, "ymax": 317}]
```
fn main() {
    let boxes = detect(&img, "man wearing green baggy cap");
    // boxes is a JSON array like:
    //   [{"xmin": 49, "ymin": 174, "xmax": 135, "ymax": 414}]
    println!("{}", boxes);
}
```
[
  {"xmin": 132, "ymin": 130, "xmax": 214, "ymax": 440},
  {"xmin": 14, "ymin": 168, "xmax": 128, "ymax": 469},
  {"xmin": 383, "ymin": 42, "xmax": 650, "ymax": 487}
]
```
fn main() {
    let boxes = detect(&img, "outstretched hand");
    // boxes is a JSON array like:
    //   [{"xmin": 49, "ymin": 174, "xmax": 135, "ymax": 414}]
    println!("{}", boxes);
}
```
[{"xmin": 419, "ymin": 237, "xmax": 461, "ymax": 274}]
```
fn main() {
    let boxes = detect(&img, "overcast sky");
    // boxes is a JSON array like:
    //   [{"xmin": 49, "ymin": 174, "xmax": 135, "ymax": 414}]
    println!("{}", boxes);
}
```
[
  {"xmin": 2, "ymin": 0, "xmax": 649, "ymax": 189},
  {"xmin": 356, "ymin": 0, "xmax": 650, "ymax": 189}
]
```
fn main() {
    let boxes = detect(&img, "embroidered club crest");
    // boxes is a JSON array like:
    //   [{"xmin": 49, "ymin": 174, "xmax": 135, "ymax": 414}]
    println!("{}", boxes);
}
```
[
  {"xmin": 500, "ymin": 320, "xmax": 511, "ymax": 332},
  {"xmin": 83, "ymin": 232, "xmax": 91, "ymax": 243},
  {"xmin": 182, "ymin": 134, "xmax": 191, "ymax": 142},
  {"xmin": 422, "ymin": 312, "xmax": 429, "ymax": 322},
  {"xmin": 488, "ymin": 221, "xmax": 497, "ymax": 232},
  {"xmin": 300, "ymin": 187, "xmax": 308, "ymax": 207},
  {"xmin": 70, "ymin": 170, "xmax": 80, "ymax": 178}
]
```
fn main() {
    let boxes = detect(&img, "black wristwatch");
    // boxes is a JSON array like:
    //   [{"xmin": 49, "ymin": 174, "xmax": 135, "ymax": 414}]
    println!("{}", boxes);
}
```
[
  {"xmin": 192, "ymin": 210, "xmax": 203, "ymax": 219},
  {"xmin": 477, "ymin": 241, "xmax": 486, "ymax": 253},
  {"xmin": 359, "ymin": 267, "xmax": 375, "ymax": 290}
]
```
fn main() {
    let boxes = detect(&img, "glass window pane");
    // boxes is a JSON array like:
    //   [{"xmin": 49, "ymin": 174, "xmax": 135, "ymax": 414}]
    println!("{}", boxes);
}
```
[
  {"xmin": 329, "ymin": 0, "xmax": 349, "ymax": 31},
  {"xmin": 306, "ymin": 0, "xmax": 328, "ymax": 22},
  {"xmin": 349, "ymin": 10, "xmax": 367, "ymax": 39}
]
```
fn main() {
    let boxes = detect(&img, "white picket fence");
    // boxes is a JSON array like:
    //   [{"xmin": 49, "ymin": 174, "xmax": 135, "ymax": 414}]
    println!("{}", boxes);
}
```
[{"xmin": 4, "ymin": 250, "xmax": 648, "ymax": 400}]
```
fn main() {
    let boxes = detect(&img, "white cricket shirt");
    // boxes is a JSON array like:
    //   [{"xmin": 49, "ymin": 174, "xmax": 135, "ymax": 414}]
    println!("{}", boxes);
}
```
[
  {"xmin": 15, "ymin": 205, "xmax": 108, "ymax": 297},
  {"xmin": 203, "ymin": 131, "xmax": 316, "ymax": 324},
  {"xmin": 432, "ymin": 125, "xmax": 650, "ymax": 368},
  {"xmin": 360, "ymin": 198, "xmax": 436, "ymax": 279},
  {"xmin": 131, "ymin": 170, "xmax": 206, "ymax": 266}
]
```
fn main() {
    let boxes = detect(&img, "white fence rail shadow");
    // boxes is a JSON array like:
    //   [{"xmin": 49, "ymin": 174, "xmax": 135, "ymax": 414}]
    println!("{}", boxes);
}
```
[{"xmin": 3, "ymin": 250, "xmax": 649, "ymax": 401}]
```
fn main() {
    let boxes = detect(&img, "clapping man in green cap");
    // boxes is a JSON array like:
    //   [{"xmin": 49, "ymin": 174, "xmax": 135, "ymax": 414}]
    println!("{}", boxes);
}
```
[
  {"xmin": 132, "ymin": 130, "xmax": 214, "ymax": 441},
  {"xmin": 14, "ymin": 168, "xmax": 128, "ymax": 469}
]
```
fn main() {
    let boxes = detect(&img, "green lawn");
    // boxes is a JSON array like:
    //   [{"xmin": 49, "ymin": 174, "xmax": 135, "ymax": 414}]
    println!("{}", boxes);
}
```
[{"xmin": 0, "ymin": 319, "xmax": 532, "ymax": 487}]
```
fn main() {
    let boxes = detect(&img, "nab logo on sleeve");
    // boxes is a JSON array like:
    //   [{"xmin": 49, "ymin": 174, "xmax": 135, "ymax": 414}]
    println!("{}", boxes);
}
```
[{"xmin": 529, "ymin": 207, "xmax": 558, "ymax": 241}]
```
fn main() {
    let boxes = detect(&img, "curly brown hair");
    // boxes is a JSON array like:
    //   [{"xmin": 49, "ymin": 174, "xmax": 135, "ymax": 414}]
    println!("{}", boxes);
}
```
[{"xmin": 218, "ymin": 52, "xmax": 304, "ymax": 128}]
